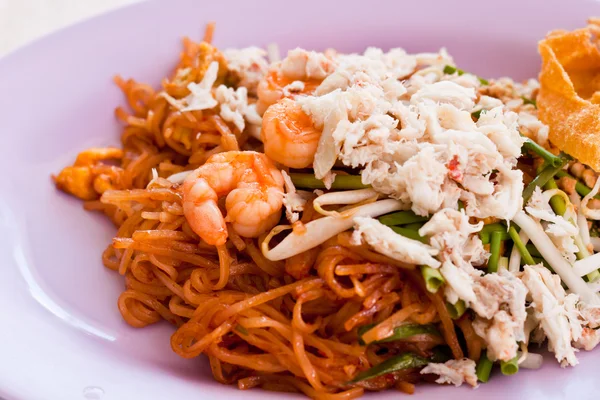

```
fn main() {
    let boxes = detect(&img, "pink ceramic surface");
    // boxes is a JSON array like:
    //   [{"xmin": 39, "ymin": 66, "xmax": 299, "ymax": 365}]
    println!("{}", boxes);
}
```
[{"xmin": 0, "ymin": 0, "xmax": 598, "ymax": 399}]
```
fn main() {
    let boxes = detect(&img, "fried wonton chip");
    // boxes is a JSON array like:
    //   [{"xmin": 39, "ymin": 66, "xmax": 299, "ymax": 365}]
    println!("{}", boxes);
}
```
[{"xmin": 538, "ymin": 26, "xmax": 600, "ymax": 171}]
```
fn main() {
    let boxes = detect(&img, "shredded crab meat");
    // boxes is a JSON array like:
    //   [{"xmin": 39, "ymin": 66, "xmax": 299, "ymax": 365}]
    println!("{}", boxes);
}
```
[
  {"xmin": 282, "ymin": 80, "xmax": 306, "ymax": 97},
  {"xmin": 473, "ymin": 311, "xmax": 520, "ymax": 362},
  {"xmin": 417, "ymin": 209, "xmax": 526, "ymax": 361},
  {"xmin": 471, "ymin": 271, "xmax": 528, "ymax": 328},
  {"xmin": 473, "ymin": 95, "xmax": 504, "ymax": 113},
  {"xmin": 521, "ymin": 264, "xmax": 582, "ymax": 366},
  {"xmin": 214, "ymin": 85, "xmax": 262, "ymax": 133},
  {"xmin": 580, "ymin": 304, "xmax": 600, "ymax": 329},
  {"xmin": 519, "ymin": 112, "xmax": 549, "ymax": 146},
  {"xmin": 162, "ymin": 61, "xmax": 263, "ymax": 134},
  {"xmin": 471, "ymin": 271, "xmax": 528, "ymax": 361},
  {"xmin": 418, "ymin": 209, "xmax": 485, "ymax": 290},
  {"xmin": 351, "ymin": 217, "xmax": 440, "ymax": 267},
  {"xmin": 223, "ymin": 47, "xmax": 269, "ymax": 94},
  {"xmin": 280, "ymin": 48, "xmax": 335, "ymax": 81},
  {"xmin": 281, "ymin": 171, "xmax": 310, "ymax": 224},
  {"xmin": 179, "ymin": 61, "xmax": 220, "ymax": 111},
  {"xmin": 574, "ymin": 327, "xmax": 600, "ymax": 351},
  {"xmin": 420, "ymin": 358, "xmax": 478, "ymax": 387},
  {"xmin": 525, "ymin": 187, "xmax": 579, "ymax": 263},
  {"xmin": 440, "ymin": 260, "xmax": 477, "ymax": 304},
  {"xmin": 411, "ymin": 81, "xmax": 476, "ymax": 110},
  {"xmin": 292, "ymin": 47, "xmax": 528, "ymax": 221}
]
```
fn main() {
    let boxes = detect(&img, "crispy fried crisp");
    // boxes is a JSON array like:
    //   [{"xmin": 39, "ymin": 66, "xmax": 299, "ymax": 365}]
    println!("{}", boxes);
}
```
[{"xmin": 538, "ymin": 27, "xmax": 600, "ymax": 171}]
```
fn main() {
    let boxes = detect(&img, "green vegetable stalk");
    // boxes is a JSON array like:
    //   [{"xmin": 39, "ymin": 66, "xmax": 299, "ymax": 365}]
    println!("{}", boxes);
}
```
[
  {"xmin": 522, "ymin": 160, "xmax": 569, "ymax": 203},
  {"xmin": 500, "ymin": 356, "xmax": 519, "ymax": 376},
  {"xmin": 358, "ymin": 323, "xmax": 440, "ymax": 346},
  {"xmin": 390, "ymin": 226, "xmax": 427, "ymax": 244},
  {"xmin": 421, "ymin": 266, "xmax": 444, "ymax": 293},
  {"xmin": 446, "ymin": 300, "xmax": 466, "ymax": 320},
  {"xmin": 349, "ymin": 353, "xmax": 430, "ymax": 382},
  {"xmin": 288, "ymin": 173, "xmax": 369, "ymax": 190},
  {"xmin": 479, "ymin": 223, "xmax": 510, "ymax": 244},
  {"xmin": 349, "ymin": 349, "xmax": 449, "ymax": 383},
  {"xmin": 508, "ymin": 225, "xmax": 536, "ymax": 266},
  {"xmin": 544, "ymin": 178, "xmax": 567, "ymax": 217},
  {"xmin": 521, "ymin": 138, "xmax": 563, "ymax": 168},
  {"xmin": 379, "ymin": 211, "xmax": 429, "ymax": 226},
  {"xmin": 487, "ymin": 231, "xmax": 503, "ymax": 273},
  {"xmin": 476, "ymin": 351, "xmax": 493, "ymax": 383}
]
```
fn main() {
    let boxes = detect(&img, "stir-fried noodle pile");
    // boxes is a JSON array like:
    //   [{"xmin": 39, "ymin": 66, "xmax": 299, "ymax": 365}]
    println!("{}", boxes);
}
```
[{"xmin": 55, "ymin": 21, "xmax": 600, "ymax": 398}]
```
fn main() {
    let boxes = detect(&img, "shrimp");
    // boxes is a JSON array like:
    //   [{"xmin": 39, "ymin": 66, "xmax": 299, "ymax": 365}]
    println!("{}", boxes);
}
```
[
  {"xmin": 54, "ymin": 147, "xmax": 123, "ymax": 200},
  {"xmin": 261, "ymin": 98, "xmax": 321, "ymax": 169},
  {"xmin": 256, "ymin": 48, "xmax": 335, "ymax": 113},
  {"xmin": 182, "ymin": 151, "xmax": 284, "ymax": 246}
]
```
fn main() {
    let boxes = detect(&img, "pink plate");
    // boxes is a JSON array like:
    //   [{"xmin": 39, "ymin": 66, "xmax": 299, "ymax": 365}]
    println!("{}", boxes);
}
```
[{"xmin": 0, "ymin": 0, "xmax": 598, "ymax": 399}]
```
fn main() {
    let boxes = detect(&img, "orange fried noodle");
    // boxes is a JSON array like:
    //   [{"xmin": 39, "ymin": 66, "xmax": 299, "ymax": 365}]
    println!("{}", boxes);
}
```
[{"xmin": 53, "ymin": 26, "xmax": 467, "ymax": 398}]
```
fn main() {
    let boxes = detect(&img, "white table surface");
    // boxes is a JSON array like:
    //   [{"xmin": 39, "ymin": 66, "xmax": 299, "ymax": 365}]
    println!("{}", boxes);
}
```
[{"xmin": 0, "ymin": 0, "xmax": 142, "ymax": 57}]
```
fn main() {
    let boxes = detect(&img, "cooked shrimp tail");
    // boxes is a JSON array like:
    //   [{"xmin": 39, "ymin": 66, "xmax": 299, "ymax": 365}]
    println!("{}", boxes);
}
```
[{"xmin": 182, "ymin": 172, "xmax": 227, "ymax": 246}]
